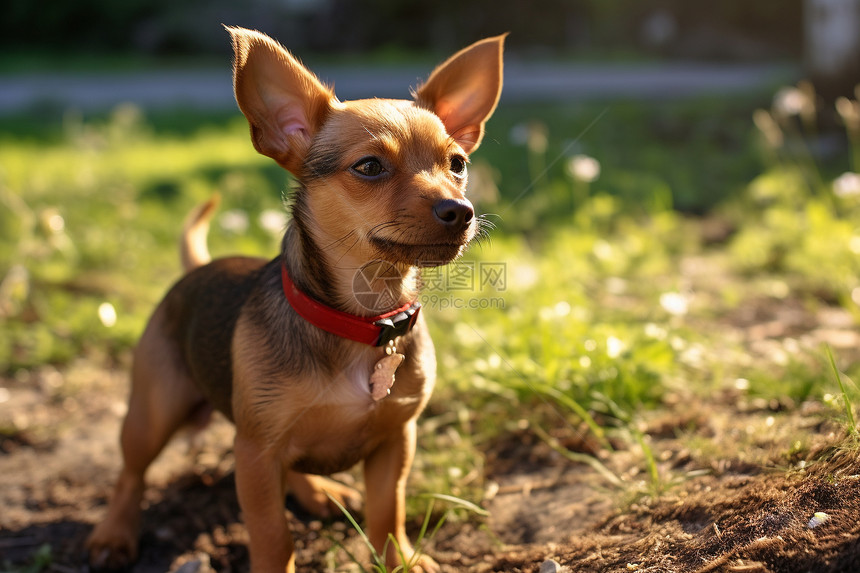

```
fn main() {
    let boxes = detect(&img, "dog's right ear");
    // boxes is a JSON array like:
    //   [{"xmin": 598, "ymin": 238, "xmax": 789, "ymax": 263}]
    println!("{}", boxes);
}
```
[{"xmin": 226, "ymin": 26, "xmax": 335, "ymax": 174}]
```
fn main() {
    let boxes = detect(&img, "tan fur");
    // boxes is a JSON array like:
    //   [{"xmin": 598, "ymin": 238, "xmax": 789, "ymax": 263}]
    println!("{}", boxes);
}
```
[
  {"xmin": 180, "ymin": 194, "xmax": 220, "ymax": 271},
  {"xmin": 87, "ymin": 26, "xmax": 504, "ymax": 573}
]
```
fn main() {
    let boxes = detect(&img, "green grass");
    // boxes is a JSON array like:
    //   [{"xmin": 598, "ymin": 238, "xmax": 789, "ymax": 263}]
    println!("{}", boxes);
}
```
[
  {"xmin": 477, "ymin": 97, "xmax": 767, "ymax": 218},
  {"xmin": 0, "ymin": 99, "xmax": 727, "ymax": 372},
  {"xmin": 2, "ymin": 84, "xmax": 860, "ymax": 525},
  {"xmin": 0, "ymin": 544, "xmax": 53, "ymax": 573},
  {"xmin": 327, "ymin": 493, "xmax": 486, "ymax": 572},
  {"xmin": 0, "ymin": 106, "xmax": 289, "ymax": 370},
  {"xmin": 827, "ymin": 344, "xmax": 858, "ymax": 437}
]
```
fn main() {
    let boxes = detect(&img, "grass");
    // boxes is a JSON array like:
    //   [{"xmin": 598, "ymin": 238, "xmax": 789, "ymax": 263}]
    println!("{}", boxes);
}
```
[
  {"xmin": 827, "ymin": 344, "xmax": 858, "ymax": 437},
  {"xmin": 2, "ymin": 82, "xmax": 860, "ymax": 566},
  {"xmin": 328, "ymin": 493, "xmax": 487, "ymax": 573},
  {"xmin": 0, "ymin": 544, "xmax": 52, "ymax": 573}
]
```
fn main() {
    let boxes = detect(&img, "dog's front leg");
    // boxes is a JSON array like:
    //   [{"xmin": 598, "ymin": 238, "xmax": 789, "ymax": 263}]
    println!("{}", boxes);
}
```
[
  {"xmin": 363, "ymin": 419, "xmax": 439, "ymax": 572},
  {"xmin": 234, "ymin": 434, "xmax": 295, "ymax": 573}
]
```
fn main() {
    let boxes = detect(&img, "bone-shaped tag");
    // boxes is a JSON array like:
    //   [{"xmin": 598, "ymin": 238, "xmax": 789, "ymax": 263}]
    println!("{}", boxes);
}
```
[{"xmin": 370, "ymin": 353, "xmax": 404, "ymax": 400}]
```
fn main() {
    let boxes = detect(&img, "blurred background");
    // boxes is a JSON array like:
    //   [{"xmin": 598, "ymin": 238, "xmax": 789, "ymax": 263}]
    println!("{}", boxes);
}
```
[
  {"xmin": 1, "ymin": 0, "xmax": 860, "ymax": 367},
  {"xmin": 0, "ymin": 0, "xmax": 807, "ymax": 60},
  {"xmin": 2, "ymin": 0, "xmax": 858, "ymax": 119},
  {"xmin": 4, "ymin": 3, "xmax": 860, "ymax": 571}
]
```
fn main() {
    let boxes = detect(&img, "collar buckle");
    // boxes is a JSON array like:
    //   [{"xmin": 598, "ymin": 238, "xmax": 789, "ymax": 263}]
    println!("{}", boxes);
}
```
[{"xmin": 373, "ymin": 303, "xmax": 421, "ymax": 347}]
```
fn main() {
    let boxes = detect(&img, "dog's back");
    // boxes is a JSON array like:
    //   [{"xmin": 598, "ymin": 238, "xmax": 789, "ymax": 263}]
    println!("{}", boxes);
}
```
[{"xmin": 158, "ymin": 256, "xmax": 267, "ymax": 420}]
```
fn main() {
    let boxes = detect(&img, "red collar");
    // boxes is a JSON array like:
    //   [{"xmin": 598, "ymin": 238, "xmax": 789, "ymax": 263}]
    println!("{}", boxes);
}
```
[{"xmin": 281, "ymin": 263, "xmax": 421, "ymax": 347}]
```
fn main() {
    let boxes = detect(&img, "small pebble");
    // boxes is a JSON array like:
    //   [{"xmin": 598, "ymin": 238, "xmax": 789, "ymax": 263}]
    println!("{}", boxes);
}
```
[
  {"xmin": 540, "ymin": 559, "xmax": 562, "ymax": 573},
  {"xmin": 174, "ymin": 560, "xmax": 202, "ymax": 573},
  {"xmin": 173, "ymin": 553, "xmax": 214, "ymax": 573},
  {"xmin": 808, "ymin": 511, "xmax": 830, "ymax": 529}
]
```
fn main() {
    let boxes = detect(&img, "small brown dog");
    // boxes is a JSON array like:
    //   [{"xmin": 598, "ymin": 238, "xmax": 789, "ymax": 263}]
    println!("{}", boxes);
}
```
[{"xmin": 87, "ymin": 26, "xmax": 504, "ymax": 572}]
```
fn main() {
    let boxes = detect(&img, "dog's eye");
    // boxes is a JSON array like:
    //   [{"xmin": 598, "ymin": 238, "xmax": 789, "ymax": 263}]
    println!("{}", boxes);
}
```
[
  {"xmin": 351, "ymin": 157, "xmax": 386, "ymax": 178},
  {"xmin": 450, "ymin": 155, "xmax": 467, "ymax": 177}
]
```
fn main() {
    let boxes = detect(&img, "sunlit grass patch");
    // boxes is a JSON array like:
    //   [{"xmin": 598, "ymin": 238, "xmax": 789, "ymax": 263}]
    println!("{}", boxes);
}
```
[
  {"xmin": 0, "ymin": 106, "xmax": 286, "ymax": 370},
  {"xmin": 427, "ymin": 199, "xmax": 695, "ymax": 413},
  {"xmin": 2, "ymin": 86, "xmax": 860, "ymax": 525}
]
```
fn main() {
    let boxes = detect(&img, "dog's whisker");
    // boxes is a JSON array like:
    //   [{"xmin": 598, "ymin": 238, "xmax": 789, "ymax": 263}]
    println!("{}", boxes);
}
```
[
  {"xmin": 476, "ymin": 215, "xmax": 497, "ymax": 231},
  {"xmin": 333, "ymin": 234, "xmax": 364, "ymax": 265},
  {"xmin": 368, "ymin": 220, "xmax": 401, "ymax": 235},
  {"xmin": 322, "ymin": 230, "xmax": 358, "ymax": 251}
]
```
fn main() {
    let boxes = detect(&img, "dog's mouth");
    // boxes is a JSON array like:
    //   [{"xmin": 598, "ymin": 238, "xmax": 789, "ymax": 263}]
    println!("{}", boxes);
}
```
[{"xmin": 369, "ymin": 235, "xmax": 470, "ymax": 267}]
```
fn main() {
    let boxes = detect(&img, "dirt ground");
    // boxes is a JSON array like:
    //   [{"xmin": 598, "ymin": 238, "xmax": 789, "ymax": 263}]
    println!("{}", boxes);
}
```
[{"xmin": 4, "ymin": 256, "xmax": 860, "ymax": 572}]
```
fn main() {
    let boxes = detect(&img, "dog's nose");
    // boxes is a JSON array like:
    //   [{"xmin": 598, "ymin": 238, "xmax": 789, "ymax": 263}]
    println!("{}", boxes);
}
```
[{"xmin": 433, "ymin": 198, "xmax": 474, "ymax": 231}]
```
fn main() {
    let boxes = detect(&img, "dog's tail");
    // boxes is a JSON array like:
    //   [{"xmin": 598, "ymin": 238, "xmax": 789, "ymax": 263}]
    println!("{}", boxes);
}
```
[{"xmin": 180, "ymin": 195, "xmax": 220, "ymax": 272}]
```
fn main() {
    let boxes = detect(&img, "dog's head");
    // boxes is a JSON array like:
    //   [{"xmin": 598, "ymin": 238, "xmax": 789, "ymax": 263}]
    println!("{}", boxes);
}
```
[{"xmin": 227, "ymin": 26, "xmax": 504, "ymax": 267}]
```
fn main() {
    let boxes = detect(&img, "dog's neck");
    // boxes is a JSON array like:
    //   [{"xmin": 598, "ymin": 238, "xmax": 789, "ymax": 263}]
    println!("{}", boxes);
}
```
[{"xmin": 281, "ymin": 213, "xmax": 421, "ymax": 318}]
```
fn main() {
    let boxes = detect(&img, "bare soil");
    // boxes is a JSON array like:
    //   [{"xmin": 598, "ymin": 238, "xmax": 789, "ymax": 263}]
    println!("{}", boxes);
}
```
[{"xmin": 3, "ymin": 259, "xmax": 860, "ymax": 572}]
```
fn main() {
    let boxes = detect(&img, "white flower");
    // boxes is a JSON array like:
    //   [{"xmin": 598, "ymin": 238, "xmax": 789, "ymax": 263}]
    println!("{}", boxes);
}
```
[
  {"xmin": 773, "ymin": 86, "xmax": 809, "ymax": 117},
  {"xmin": 644, "ymin": 323, "xmax": 667, "ymax": 339},
  {"xmin": 833, "ymin": 172, "xmax": 860, "ymax": 197},
  {"xmin": 593, "ymin": 240, "xmax": 613, "ymax": 261},
  {"xmin": 259, "ymin": 209, "xmax": 288, "ymax": 235},
  {"xmin": 659, "ymin": 292, "xmax": 689, "ymax": 316},
  {"xmin": 219, "ymin": 209, "xmax": 249, "ymax": 233},
  {"xmin": 567, "ymin": 154, "xmax": 601, "ymax": 183},
  {"xmin": 511, "ymin": 263, "xmax": 539, "ymax": 289},
  {"xmin": 606, "ymin": 335, "xmax": 626, "ymax": 358},
  {"xmin": 40, "ymin": 209, "xmax": 65, "ymax": 234},
  {"xmin": 98, "ymin": 302, "xmax": 117, "ymax": 328}
]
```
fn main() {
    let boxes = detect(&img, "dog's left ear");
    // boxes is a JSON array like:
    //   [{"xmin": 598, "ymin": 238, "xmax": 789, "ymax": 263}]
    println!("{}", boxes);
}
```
[{"xmin": 415, "ymin": 34, "xmax": 506, "ymax": 154}]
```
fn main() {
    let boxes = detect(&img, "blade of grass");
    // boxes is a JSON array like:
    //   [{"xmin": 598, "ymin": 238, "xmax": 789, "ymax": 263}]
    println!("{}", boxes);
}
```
[
  {"xmin": 388, "ymin": 533, "xmax": 407, "ymax": 573},
  {"xmin": 530, "ymin": 423, "xmax": 622, "ymax": 487},
  {"xmin": 632, "ymin": 427, "xmax": 662, "ymax": 493},
  {"xmin": 419, "ymin": 493, "xmax": 489, "ymax": 517},
  {"xmin": 327, "ymin": 494, "xmax": 385, "ymax": 571},
  {"xmin": 591, "ymin": 393, "xmax": 667, "ymax": 493},
  {"xmin": 427, "ymin": 510, "xmax": 449, "ymax": 545},
  {"xmin": 517, "ymin": 381, "xmax": 613, "ymax": 452},
  {"xmin": 412, "ymin": 497, "xmax": 437, "ymax": 556},
  {"xmin": 414, "ymin": 496, "xmax": 452, "ymax": 547},
  {"xmin": 324, "ymin": 533, "xmax": 371, "ymax": 573},
  {"xmin": 825, "ymin": 344, "xmax": 857, "ymax": 435}
]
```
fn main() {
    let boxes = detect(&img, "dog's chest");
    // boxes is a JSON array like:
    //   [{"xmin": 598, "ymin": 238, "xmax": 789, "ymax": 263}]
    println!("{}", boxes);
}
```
[{"xmin": 280, "ymin": 351, "xmax": 420, "ymax": 474}]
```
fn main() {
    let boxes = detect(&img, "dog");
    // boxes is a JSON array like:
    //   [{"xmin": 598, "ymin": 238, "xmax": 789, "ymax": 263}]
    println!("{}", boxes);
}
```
[{"xmin": 86, "ymin": 26, "xmax": 504, "ymax": 572}]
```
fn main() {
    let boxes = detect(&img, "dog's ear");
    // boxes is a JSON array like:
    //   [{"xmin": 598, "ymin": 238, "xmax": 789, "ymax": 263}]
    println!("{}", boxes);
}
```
[
  {"xmin": 415, "ymin": 34, "xmax": 506, "ymax": 154},
  {"xmin": 227, "ymin": 26, "xmax": 335, "ymax": 173}
]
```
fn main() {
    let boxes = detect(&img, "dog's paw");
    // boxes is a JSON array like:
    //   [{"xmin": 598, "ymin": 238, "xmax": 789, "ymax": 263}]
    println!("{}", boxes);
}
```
[
  {"xmin": 287, "ymin": 472, "xmax": 362, "ymax": 519},
  {"xmin": 400, "ymin": 552, "xmax": 441, "ymax": 573},
  {"xmin": 86, "ymin": 524, "xmax": 138, "ymax": 571}
]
